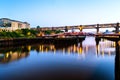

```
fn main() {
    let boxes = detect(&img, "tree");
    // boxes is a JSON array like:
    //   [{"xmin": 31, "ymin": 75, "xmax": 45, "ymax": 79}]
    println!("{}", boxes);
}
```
[{"xmin": 37, "ymin": 25, "xmax": 40, "ymax": 29}]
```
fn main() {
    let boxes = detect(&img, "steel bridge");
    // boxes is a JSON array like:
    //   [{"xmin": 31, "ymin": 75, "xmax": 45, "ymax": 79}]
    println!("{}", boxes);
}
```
[{"xmin": 32, "ymin": 22, "xmax": 120, "ymax": 33}]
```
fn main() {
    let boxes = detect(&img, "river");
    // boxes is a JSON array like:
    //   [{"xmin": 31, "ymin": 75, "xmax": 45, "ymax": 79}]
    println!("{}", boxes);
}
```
[{"xmin": 0, "ymin": 37, "xmax": 119, "ymax": 80}]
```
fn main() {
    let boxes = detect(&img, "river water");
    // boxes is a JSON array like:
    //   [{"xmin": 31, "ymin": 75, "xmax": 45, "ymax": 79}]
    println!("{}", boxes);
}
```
[{"xmin": 0, "ymin": 37, "xmax": 118, "ymax": 80}]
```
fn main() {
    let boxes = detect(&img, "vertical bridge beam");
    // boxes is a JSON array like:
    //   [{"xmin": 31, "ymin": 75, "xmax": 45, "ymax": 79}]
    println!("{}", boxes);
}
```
[
  {"xmin": 96, "ymin": 24, "xmax": 99, "ymax": 34},
  {"xmin": 52, "ymin": 27, "xmax": 54, "ymax": 31},
  {"xmin": 116, "ymin": 23, "xmax": 119, "ymax": 33},
  {"xmin": 72, "ymin": 26, "xmax": 75, "ymax": 32},
  {"xmin": 65, "ymin": 26, "xmax": 68, "ymax": 32},
  {"xmin": 115, "ymin": 41, "xmax": 120, "ymax": 80}
]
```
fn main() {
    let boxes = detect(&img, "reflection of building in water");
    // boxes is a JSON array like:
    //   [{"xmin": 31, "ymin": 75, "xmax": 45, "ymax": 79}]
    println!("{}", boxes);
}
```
[
  {"xmin": 0, "ymin": 46, "xmax": 30, "ymax": 63},
  {"xmin": 0, "ymin": 51, "xmax": 29, "ymax": 63}
]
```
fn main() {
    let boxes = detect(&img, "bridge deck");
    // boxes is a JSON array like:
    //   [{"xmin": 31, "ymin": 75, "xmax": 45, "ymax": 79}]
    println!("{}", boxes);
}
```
[{"xmin": 33, "ymin": 23, "xmax": 119, "ymax": 30}]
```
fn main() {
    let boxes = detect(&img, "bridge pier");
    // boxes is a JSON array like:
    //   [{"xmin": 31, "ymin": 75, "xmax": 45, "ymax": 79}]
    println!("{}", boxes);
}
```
[
  {"xmin": 72, "ymin": 26, "xmax": 75, "ymax": 32},
  {"xmin": 65, "ymin": 26, "xmax": 68, "ymax": 32},
  {"xmin": 115, "ymin": 23, "xmax": 119, "ymax": 33},
  {"xmin": 115, "ymin": 41, "xmax": 120, "ymax": 80},
  {"xmin": 52, "ymin": 27, "xmax": 54, "ymax": 31},
  {"xmin": 96, "ymin": 24, "xmax": 99, "ymax": 33}
]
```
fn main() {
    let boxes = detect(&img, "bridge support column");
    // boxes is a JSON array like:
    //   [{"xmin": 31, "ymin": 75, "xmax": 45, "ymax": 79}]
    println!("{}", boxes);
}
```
[
  {"xmin": 79, "ymin": 25, "xmax": 83, "ymax": 32},
  {"xmin": 65, "ymin": 26, "xmax": 68, "ymax": 32},
  {"xmin": 115, "ymin": 23, "xmax": 119, "ymax": 33},
  {"xmin": 52, "ymin": 27, "xmax": 54, "ymax": 31},
  {"xmin": 72, "ymin": 26, "xmax": 75, "ymax": 33},
  {"xmin": 115, "ymin": 41, "xmax": 120, "ymax": 80},
  {"xmin": 96, "ymin": 24, "xmax": 99, "ymax": 34}
]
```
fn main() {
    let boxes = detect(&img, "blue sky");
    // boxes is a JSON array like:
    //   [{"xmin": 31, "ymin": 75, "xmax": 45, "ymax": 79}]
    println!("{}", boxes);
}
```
[{"xmin": 0, "ymin": 0, "xmax": 120, "ymax": 27}]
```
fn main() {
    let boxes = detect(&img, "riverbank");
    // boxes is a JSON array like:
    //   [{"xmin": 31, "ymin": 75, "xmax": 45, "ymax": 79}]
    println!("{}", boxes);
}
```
[{"xmin": 0, "ymin": 36, "xmax": 86, "ymax": 46}]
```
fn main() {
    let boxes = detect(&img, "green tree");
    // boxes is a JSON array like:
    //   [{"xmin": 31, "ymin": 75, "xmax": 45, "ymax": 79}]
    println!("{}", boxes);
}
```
[
  {"xmin": 37, "ymin": 25, "xmax": 40, "ymax": 29},
  {"xmin": 44, "ymin": 30, "xmax": 52, "ymax": 35}
]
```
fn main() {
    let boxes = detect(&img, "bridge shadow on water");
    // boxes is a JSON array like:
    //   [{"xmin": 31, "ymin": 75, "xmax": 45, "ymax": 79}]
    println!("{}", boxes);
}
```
[{"xmin": 0, "ymin": 37, "xmax": 120, "ymax": 80}]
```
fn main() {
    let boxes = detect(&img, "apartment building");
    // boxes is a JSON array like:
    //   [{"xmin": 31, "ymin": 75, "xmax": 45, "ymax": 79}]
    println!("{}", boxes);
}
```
[{"xmin": 0, "ymin": 18, "xmax": 30, "ymax": 31}]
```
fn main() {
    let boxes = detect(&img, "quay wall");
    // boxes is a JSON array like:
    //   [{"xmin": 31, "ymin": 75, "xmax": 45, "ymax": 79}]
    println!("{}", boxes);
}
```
[{"xmin": 0, "ymin": 37, "xmax": 85, "ymax": 46}]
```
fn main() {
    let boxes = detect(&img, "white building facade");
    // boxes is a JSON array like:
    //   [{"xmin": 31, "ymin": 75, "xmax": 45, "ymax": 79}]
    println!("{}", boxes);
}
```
[{"xmin": 0, "ymin": 18, "xmax": 30, "ymax": 31}]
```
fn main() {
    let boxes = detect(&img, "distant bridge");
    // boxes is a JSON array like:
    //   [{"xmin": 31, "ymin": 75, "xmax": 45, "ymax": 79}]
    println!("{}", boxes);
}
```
[{"xmin": 32, "ymin": 23, "xmax": 120, "ymax": 33}]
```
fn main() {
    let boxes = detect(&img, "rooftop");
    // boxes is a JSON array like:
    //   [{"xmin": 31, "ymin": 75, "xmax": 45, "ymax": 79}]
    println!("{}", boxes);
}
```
[{"xmin": 0, "ymin": 18, "xmax": 30, "ymax": 25}]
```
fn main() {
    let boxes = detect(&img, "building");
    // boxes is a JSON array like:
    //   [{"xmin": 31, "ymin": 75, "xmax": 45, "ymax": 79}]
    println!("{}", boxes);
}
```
[{"xmin": 0, "ymin": 18, "xmax": 30, "ymax": 31}]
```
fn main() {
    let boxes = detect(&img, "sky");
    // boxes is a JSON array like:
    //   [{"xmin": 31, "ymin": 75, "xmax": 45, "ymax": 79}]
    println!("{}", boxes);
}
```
[{"xmin": 0, "ymin": 0, "xmax": 120, "ymax": 27}]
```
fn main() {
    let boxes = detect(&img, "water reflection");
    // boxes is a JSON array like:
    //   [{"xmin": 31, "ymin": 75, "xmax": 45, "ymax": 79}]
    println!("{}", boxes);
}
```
[
  {"xmin": 0, "ymin": 37, "xmax": 119, "ymax": 80},
  {"xmin": 96, "ymin": 38, "xmax": 120, "ymax": 80},
  {"xmin": 95, "ymin": 38, "xmax": 115, "ymax": 57},
  {"xmin": 0, "ymin": 46, "xmax": 30, "ymax": 63},
  {"xmin": 0, "ymin": 37, "xmax": 116, "ymax": 63},
  {"xmin": 0, "ymin": 42, "xmax": 82, "ymax": 63}
]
